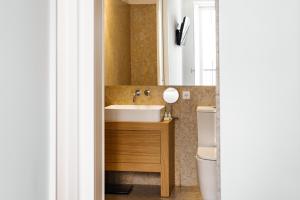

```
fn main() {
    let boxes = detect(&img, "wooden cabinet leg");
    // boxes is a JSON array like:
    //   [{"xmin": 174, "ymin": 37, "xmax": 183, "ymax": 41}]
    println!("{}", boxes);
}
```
[
  {"xmin": 160, "ymin": 123, "xmax": 175, "ymax": 197},
  {"xmin": 161, "ymin": 125, "xmax": 170, "ymax": 197},
  {"xmin": 160, "ymin": 169, "xmax": 170, "ymax": 197}
]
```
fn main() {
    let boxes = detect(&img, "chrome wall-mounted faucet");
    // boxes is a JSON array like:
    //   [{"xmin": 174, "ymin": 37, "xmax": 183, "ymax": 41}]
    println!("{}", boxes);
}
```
[
  {"xmin": 144, "ymin": 89, "xmax": 151, "ymax": 96},
  {"xmin": 133, "ymin": 89, "xmax": 141, "ymax": 103}
]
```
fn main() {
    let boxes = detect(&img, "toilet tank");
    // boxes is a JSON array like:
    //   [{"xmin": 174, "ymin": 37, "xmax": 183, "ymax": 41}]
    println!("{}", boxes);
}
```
[{"xmin": 197, "ymin": 106, "xmax": 217, "ymax": 147}]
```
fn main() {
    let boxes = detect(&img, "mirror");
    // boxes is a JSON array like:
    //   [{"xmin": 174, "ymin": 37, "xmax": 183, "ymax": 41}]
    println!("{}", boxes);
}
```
[
  {"xmin": 104, "ymin": 0, "xmax": 217, "ymax": 86},
  {"xmin": 163, "ymin": 88, "xmax": 180, "ymax": 104}
]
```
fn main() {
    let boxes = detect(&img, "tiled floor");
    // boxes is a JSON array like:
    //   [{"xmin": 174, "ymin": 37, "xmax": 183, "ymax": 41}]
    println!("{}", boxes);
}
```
[{"xmin": 105, "ymin": 185, "xmax": 202, "ymax": 200}]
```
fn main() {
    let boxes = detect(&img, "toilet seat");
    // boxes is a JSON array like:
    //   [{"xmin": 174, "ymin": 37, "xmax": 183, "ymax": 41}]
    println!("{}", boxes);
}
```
[{"xmin": 196, "ymin": 147, "xmax": 217, "ymax": 161}]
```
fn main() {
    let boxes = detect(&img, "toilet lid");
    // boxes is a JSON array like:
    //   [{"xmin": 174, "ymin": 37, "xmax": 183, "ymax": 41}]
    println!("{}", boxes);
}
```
[{"xmin": 197, "ymin": 147, "xmax": 217, "ymax": 161}]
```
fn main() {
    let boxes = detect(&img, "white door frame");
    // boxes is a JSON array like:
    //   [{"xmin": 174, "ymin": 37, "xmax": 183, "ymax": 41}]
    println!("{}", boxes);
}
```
[
  {"xmin": 49, "ymin": 0, "xmax": 57, "ymax": 200},
  {"xmin": 94, "ymin": 0, "xmax": 105, "ymax": 199},
  {"xmin": 57, "ymin": 0, "xmax": 104, "ymax": 199}
]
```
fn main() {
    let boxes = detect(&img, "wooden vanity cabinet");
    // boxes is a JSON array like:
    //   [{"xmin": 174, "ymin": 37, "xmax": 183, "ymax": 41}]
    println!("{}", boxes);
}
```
[{"xmin": 105, "ymin": 120, "xmax": 175, "ymax": 197}]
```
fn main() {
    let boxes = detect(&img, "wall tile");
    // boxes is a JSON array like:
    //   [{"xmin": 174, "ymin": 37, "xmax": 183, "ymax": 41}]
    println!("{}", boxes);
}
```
[
  {"xmin": 104, "ymin": 0, "xmax": 131, "ymax": 85},
  {"xmin": 130, "ymin": 5, "xmax": 157, "ymax": 85}
]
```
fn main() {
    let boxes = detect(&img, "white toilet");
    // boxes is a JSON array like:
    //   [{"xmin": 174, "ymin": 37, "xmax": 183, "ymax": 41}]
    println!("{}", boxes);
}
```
[{"xmin": 196, "ymin": 106, "xmax": 217, "ymax": 200}]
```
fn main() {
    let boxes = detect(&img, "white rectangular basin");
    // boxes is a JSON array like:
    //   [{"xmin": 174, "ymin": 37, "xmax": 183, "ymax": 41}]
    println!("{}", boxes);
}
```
[{"xmin": 105, "ymin": 105, "xmax": 165, "ymax": 122}]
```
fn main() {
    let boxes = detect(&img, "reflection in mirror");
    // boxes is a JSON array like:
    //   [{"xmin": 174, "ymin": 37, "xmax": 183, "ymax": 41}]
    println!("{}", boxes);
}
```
[
  {"xmin": 193, "ymin": 1, "xmax": 217, "ymax": 86},
  {"xmin": 167, "ymin": 0, "xmax": 217, "ymax": 86},
  {"xmin": 104, "ymin": 0, "xmax": 162, "ymax": 86},
  {"xmin": 104, "ymin": 0, "xmax": 217, "ymax": 86}
]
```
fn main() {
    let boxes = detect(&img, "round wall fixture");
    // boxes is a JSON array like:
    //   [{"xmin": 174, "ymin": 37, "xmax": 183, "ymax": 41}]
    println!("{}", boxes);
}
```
[{"xmin": 163, "ymin": 87, "xmax": 179, "ymax": 104}]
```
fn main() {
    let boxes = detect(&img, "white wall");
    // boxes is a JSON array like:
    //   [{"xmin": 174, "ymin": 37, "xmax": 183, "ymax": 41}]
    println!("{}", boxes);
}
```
[
  {"xmin": 165, "ymin": 0, "xmax": 183, "ymax": 85},
  {"xmin": 181, "ymin": 0, "xmax": 195, "ymax": 85},
  {"xmin": 0, "ymin": 0, "xmax": 56, "ymax": 200},
  {"xmin": 219, "ymin": 0, "xmax": 300, "ymax": 199},
  {"xmin": 57, "ymin": 0, "xmax": 100, "ymax": 199}
]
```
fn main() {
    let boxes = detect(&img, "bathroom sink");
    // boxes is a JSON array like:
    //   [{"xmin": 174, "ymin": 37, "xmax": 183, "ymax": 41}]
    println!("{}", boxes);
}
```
[{"xmin": 105, "ymin": 105, "xmax": 165, "ymax": 122}]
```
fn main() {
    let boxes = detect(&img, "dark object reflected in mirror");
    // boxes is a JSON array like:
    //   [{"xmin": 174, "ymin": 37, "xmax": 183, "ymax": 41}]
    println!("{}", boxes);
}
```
[{"xmin": 176, "ymin": 16, "xmax": 191, "ymax": 46}]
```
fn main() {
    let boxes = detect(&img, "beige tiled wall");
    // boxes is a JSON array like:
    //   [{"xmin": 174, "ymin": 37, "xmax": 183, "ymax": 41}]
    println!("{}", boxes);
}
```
[
  {"xmin": 130, "ymin": 5, "xmax": 157, "ymax": 85},
  {"xmin": 104, "ymin": 2, "xmax": 157, "ymax": 86},
  {"xmin": 104, "ymin": 0, "xmax": 131, "ymax": 85},
  {"xmin": 105, "ymin": 86, "xmax": 216, "ymax": 186}
]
